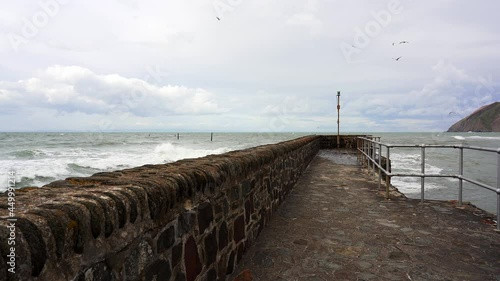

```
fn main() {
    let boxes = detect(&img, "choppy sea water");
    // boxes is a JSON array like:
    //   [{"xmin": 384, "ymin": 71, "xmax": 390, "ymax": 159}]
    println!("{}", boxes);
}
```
[
  {"xmin": 1, "ymin": 132, "xmax": 499, "ymax": 214},
  {"xmin": 375, "ymin": 132, "xmax": 500, "ymax": 215},
  {"xmin": 0, "ymin": 132, "xmax": 309, "ymax": 190}
]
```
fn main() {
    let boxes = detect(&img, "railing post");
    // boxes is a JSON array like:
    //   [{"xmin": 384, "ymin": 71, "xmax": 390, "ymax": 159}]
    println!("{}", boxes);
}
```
[
  {"xmin": 356, "ymin": 138, "xmax": 359, "ymax": 164},
  {"xmin": 378, "ymin": 143, "xmax": 382, "ymax": 190},
  {"xmin": 497, "ymin": 192, "xmax": 500, "ymax": 231},
  {"xmin": 367, "ymin": 139, "xmax": 370, "ymax": 171},
  {"xmin": 360, "ymin": 139, "xmax": 363, "ymax": 165},
  {"xmin": 421, "ymin": 145, "xmax": 425, "ymax": 203},
  {"xmin": 370, "ymin": 140, "xmax": 373, "ymax": 174},
  {"xmin": 497, "ymin": 149, "xmax": 500, "ymax": 231},
  {"xmin": 386, "ymin": 146, "xmax": 390, "ymax": 199},
  {"xmin": 361, "ymin": 139, "xmax": 365, "ymax": 168},
  {"xmin": 372, "ymin": 141, "xmax": 376, "ymax": 176},
  {"xmin": 362, "ymin": 139, "xmax": 365, "ymax": 167},
  {"xmin": 368, "ymin": 138, "xmax": 371, "ymax": 172},
  {"xmin": 360, "ymin": 138, "xmax": 363, "ymax": 165},
  {"xmin": 458, "ymin": 147, "xmax": 464, "ymax": 206}
]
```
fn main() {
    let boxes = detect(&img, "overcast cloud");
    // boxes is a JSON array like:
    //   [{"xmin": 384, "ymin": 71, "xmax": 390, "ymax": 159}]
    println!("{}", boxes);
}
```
[{"xmin": 1, "ymin": 0, "xmax": 499, "ymax": 132}]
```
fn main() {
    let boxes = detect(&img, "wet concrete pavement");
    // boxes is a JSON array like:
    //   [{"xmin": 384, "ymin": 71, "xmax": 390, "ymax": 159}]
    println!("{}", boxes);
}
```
[{"xmin": 229, "ymin": 150, "xmax": 500, "ymax": 281}]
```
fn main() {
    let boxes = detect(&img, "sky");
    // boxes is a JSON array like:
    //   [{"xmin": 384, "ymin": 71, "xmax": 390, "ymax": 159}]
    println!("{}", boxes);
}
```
[{"xmin": 0, "ymin": 0, "xmax": 499, "ymax": 133}]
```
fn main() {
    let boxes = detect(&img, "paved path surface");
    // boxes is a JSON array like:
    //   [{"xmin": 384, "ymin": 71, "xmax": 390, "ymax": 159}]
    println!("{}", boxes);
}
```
[{"xmin": 229, "ymin": 150, "xmax": 500, "ymax": 281}]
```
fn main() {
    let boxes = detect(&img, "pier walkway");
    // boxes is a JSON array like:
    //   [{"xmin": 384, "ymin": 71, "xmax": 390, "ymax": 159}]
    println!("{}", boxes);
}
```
[{"xmin": 229, "ymin": 150, "xmax": 500, "ymax": 281}]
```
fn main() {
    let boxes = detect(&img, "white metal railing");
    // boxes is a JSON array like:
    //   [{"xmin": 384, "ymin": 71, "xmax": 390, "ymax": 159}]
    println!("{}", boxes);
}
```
[{"xmin": 356, "ymin": 136, "xmax": 500, "ymax": 231}]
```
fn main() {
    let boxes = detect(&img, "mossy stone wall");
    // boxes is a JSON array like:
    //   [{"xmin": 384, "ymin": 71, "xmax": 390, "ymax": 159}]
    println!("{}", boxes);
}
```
[{"xmin": 0, "ymin": 135, "xmax": 358, "ymax": 281}]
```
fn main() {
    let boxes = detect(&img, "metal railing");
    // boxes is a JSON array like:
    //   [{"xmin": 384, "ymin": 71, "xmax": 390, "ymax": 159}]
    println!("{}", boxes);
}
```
[{"xmin": 356, "ymin": 136, "xmax": 500, "ymax": 230}]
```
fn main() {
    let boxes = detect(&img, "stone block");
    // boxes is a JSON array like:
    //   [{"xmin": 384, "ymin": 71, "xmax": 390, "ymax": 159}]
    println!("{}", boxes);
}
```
[
  {"xmin": 217, "ymin": 252, "xmax": 228, "ymax": 280},
  {"xmin": 206, "ymin": 268, "xmax": 217, "ymax": 281},
  {"xmin": 233, "ymin": 215, "xmax": 245, "ymax": 243},
  {"xmin": 236, "ymin": 242, "xmax": 245, "ymax": 263},
  {"xmin": 230, "ymin": 186, "xmax": 240, "ymax": 202},
  {"xmin": 171, "ymin": 243, "xmax": 182, "ymax": 268},
  {"xmin": 175, "ymin": 272, "xmax": 186, "ymax": 281},
  {"xmin": 124, "ymin": 240, "xmax": 153, "ymax": 280},
  {"xmin": 184, "ymin": 236, "xmax": 202, "ymax": 281},
  {"xmin": 241, "ymin": 180, "xmax": 253, "ymax": 196},
  {"xmin": 244, "ymin": 197, "xmax": 254, "ymax": 224},
  {"xmin": 197, "ymin": 202, "xmax": 214, "ymax": 234},
  {"xmin": 177, "ymin": 211, "xmax": 195, "ymax": 238},
  {"xmin": 218, "ymin": 222, "xmax": 228, "ymax": 251},
  {"xmin": 144, "ymin": 259, "xmax": 171, "ymax": 281},
  {"xmin": 16, "ymin": 218, "xmax": 47, "ymax": 277},
  {"xmin": 77, "ymin": 262, "xmax": 113, "ymax": 281},
  {"xmin": 157, "ymin": 226, "xmax": 175, "ymax": 253},
  {"xmin": 226, "ymin": 251, "xmax": 236, "ymax": 275},
  {"xmin": 204, "ymin": 228, "xmax": 218, "ymax": 267}
]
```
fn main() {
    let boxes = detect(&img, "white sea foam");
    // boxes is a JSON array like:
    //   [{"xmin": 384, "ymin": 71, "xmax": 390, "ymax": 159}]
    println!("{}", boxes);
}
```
[
  {"xmin": 451, "ymin": 135, "xmax": 500, "ymax": 141},
  {"xmin": 0, "ymin": 159, "xmax": 72, "ymax": 191},
  {"xmin": 68, "ymin": 142, "xmax": 232, "ymax": 171},
  {"xmin": 390, "ymin": 153, "xmax": 443, "ymax": 174},
  {"xmin": 465, "ymin": 136, "xmax": 500, "ymax": 140},
  {"xmin": 151, "ymin": 142, "xmax": 230, "ymax": 163},
  {"xmin": 0, "ymin": 142, "xmax": 233, "ymax": 191},
  {"xmin": 389, "ymin": 152, "xmax": 444, "ymax": 193},
  {"xmin": 391, "ymin": 177, "xmax": 444, "ymax": 193}
]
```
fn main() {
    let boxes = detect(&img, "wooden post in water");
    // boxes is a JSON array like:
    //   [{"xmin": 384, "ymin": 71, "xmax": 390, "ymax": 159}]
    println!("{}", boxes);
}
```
[
  {"xmin": 211, "ymin": 132, "xmax": 213, "ymax": 142},
  {"xmin": 177, "ymin": 133, "xmax": 179, "ymax": 140},
  {"xmin": 337, "ymin": 91, "xmax": 341, "ymax": 148}
]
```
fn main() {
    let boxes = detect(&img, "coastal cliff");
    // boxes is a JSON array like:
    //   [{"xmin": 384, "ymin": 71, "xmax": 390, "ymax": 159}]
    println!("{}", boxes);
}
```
[{"xmin": 447, "ymin": 102, "xmax": 500, "ymax": 132}]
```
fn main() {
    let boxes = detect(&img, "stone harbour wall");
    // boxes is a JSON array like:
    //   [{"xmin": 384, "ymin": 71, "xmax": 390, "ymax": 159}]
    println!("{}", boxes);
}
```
[
  {"xmin": 320, "ymin": 135, "xmax": 370, "ymax": 149},
  {"xmin": 0, "ymin": 135, "xmax": 359, "ymax": 281}
]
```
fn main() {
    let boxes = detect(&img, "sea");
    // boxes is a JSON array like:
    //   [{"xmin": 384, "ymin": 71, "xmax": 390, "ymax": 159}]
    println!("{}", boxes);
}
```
[{"xmin": 1, "ymin": 132, "xmax": 499, "ymax": 215}]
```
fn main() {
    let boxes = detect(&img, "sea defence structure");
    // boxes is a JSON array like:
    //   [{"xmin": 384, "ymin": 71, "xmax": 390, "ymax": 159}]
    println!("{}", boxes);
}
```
[{"xmin": 0, "ymin": 135, "xmax": 361, "ymax": 281}]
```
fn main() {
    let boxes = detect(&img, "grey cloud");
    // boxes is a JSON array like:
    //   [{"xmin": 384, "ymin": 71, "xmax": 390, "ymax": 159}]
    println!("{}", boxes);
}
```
[
  {"xmin": 1, "ymin": 0, "xmax": 500, "ymax": 132},
  {"xmin": 0, "ymin": 65, "xmax": 226, "ymax": 116}
]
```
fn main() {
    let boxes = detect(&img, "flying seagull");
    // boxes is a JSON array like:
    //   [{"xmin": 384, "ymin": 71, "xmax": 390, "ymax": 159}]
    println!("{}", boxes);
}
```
[
  {"xmin": 216, "ymin": 17, "xmax": 220, "ymax": 20},
  {"xmin": 393, "ymin": 56, "xmax": 402, "ymax": 61},
  {"xmin": 393, "ymin": 41, "xmax": 409, "ymax": 45}
]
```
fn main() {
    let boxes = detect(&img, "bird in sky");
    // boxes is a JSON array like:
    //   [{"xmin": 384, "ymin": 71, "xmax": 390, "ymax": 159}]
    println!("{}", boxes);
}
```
[
  {"xmin": 216, "ymin": 17, "xmax": 220, "ymax": 20},
  {"xmin": 393, "ymin": 56, "xmax": 402, "ymax": 61},
  {"xmin": 399, "ymin": 41, "xmax": 409, "ymax": 44}
]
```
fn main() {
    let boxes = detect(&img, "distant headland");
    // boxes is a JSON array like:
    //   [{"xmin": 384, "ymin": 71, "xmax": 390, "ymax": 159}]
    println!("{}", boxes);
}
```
[{"xmin": 447, "ymin": 102, "xmax": 500, "ymax": 132}]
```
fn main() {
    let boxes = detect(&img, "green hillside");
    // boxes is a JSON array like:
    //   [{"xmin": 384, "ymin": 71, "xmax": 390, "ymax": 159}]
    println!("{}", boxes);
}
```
[{"xmin": 447, "ymin": 102, "xmax": 500, "ymax": 132}]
